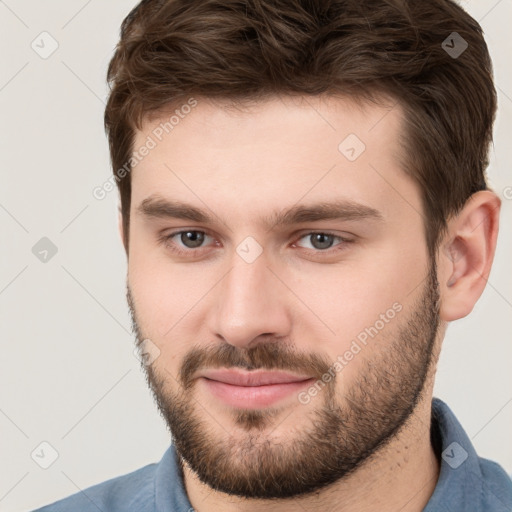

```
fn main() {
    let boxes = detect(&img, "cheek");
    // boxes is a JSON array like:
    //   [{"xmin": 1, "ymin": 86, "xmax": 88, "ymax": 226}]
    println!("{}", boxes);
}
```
[
  {"xmin": 128, "ymin": 246, "xmax": 204, "ymax": 372},
  {"xmin": 289, "ymin": 244, "xmax": 422, "ymax": 367},
  {"xmin": 128, "ymin": 230, "xmax": 205, "ymax": 329},
  {"xmin": 297, "ymin": 260, "xmax": 413, "ymax": 329}
]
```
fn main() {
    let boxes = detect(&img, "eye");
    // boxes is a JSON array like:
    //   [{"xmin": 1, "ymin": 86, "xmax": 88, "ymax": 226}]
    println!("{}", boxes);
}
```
[
  {"xmin": 159, "ymin": 230, "xmax": 215, "ymax": 255},
  {"xmin": 294, "ymin": 232, "xmax": 352, "ymax": 252},
  {"xmin": 175, "ymin": 230, "xmax": 207, "ymax": 248},
  {"xmin": 158, "ymin": 229, "xmax": 353, "ymax": 258}
]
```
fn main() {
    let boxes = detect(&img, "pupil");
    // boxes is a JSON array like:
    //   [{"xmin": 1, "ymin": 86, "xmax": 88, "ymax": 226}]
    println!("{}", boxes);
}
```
[{"xmin": 182, "ymin": 231, "xmax": 204, "ymax": 248}]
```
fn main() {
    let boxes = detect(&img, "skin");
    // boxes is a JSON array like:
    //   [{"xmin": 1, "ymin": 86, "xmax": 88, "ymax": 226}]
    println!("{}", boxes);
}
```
[{"xmin": 121, "ymin": 94, "xmax": 500, "ymax": 512}]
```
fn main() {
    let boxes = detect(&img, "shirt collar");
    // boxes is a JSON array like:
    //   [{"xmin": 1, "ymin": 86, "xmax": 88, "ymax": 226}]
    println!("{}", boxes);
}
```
[
  {"xmin": 155, "ymin": 442, "xmax": 192, "ymax": 512},
  {"xmin": 424, "ymin": 397, "xmax": 485, "ymax": 511}
]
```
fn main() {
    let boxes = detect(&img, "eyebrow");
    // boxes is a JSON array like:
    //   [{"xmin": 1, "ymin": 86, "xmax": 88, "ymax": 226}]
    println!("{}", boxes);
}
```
[{"xmin": 136, "ymin": 195, "xmax": 384, "ymax": 229}]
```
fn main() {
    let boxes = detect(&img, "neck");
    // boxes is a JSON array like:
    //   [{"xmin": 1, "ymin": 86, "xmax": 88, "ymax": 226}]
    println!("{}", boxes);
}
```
[{"xmin": 181, "ymin": 394, "xmax": 440, "ymax": 512}]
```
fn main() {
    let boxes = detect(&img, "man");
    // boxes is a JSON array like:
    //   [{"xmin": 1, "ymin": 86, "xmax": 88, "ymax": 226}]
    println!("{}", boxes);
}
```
[{"xmin": 34, "ymin": 0, "xmax": 512, "ymax": 510}]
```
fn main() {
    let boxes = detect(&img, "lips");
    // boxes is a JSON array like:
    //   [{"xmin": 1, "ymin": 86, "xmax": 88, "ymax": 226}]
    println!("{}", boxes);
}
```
[
  {"xmin": 197, "ymin": 368, "xmax": 315, "ymax": 409},
  {"xmin": 199, "ymin": 368, "xmax": 312, "ymax": 386}
]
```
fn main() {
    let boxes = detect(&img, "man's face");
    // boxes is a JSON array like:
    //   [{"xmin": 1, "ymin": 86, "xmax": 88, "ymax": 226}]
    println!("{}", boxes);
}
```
[{"xmin": 126, "ymin": 95, "xmax": 441, "ymax": 498}]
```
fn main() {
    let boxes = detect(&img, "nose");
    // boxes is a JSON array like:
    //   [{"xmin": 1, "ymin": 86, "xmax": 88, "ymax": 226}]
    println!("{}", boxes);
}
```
[{"xmin": 210, "ymin": 249, "xmax": 292, "ymax": 349}]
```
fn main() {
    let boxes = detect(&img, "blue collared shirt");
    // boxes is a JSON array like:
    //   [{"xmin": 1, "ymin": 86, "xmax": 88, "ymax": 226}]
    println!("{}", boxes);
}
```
[{"xmin": 32, "ymin": 398, "xmax": 512, "ymax": 511}]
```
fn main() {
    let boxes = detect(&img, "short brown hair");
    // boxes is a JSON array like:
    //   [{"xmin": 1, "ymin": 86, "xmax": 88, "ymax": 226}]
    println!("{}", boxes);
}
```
[{"xmin": 104, "ymin": 0, "xmax": 497, "ymax": 256}]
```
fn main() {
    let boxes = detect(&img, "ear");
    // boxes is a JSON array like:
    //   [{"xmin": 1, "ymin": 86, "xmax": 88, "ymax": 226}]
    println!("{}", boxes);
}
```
[{"xmin": 438, "ymin": 190, "xmax": 501, "ymax": 322}]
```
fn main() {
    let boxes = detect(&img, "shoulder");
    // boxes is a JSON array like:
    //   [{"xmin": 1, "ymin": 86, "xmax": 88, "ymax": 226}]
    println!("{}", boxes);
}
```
[
  {"xmin": 428, "ymin": 398, "xmax": 512, "ymax": 511},
  {"xmin": 478, "ymin": 456, "xmax": 512, "ymax": 510},
  {"xmin": 31, "ymin": 461, "xmax": 158, "ymax": 512}
]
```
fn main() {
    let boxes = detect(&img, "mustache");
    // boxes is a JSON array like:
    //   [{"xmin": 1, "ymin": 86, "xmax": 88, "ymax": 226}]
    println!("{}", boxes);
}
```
[{"xmin": 179, "ymin": 341, "xmax": 333, "ymax": 391}]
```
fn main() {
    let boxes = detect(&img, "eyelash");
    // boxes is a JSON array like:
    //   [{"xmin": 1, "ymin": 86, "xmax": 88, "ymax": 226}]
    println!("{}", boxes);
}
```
[{"xmin": 157, "ymin": 230, "xmax": 354, "ymax": 259}]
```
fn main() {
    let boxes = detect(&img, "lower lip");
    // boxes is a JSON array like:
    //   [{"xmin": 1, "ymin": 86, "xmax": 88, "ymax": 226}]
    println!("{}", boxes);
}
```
[{"xmin": 200, "ymin": 377, "xmax": 315, "ymax": 409}]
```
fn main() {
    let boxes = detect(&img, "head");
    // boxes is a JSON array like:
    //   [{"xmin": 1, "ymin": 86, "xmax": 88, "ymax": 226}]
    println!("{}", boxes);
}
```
[{"xmin": 104, "ymin": 0, "xmax": 500, "ymax": 500}]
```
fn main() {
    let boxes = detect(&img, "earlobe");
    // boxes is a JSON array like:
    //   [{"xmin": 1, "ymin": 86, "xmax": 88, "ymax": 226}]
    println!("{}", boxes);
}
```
[{"xmin": 439, "ymin": 190, "xmax": 500, "ymax": 322}]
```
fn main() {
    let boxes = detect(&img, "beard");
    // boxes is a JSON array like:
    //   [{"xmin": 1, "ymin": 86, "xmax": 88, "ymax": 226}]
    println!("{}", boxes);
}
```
[{"xmin": 126, "ymin": 258, "xmax": 440, "ymax": 500}]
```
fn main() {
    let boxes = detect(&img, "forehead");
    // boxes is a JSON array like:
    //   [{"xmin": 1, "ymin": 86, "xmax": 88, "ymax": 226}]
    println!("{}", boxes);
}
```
[
  {"xmin": 136, "ymin": 93, "xmax": 403, "ymax": 153},
  {"xmin": 130, "ymin": 94, "xmax": 421, "ymax": 226}
]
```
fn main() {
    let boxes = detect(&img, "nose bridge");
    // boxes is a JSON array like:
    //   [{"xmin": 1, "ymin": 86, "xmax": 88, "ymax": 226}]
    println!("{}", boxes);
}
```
[{"xmin": 212, "ymin": 248, "xmax": 289, "ymax": 348}]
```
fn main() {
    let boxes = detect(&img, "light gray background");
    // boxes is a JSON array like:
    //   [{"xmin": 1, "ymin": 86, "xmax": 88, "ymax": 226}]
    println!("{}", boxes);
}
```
[{"xmin": 1, "ymin": 1, "xmax": 511, "ymax": 510}]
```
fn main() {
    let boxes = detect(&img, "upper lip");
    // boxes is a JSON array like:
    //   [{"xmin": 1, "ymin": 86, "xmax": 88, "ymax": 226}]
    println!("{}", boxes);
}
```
[{"xmin": 199, "ymin": 368, "xmax": 313, "ymax": 386}]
